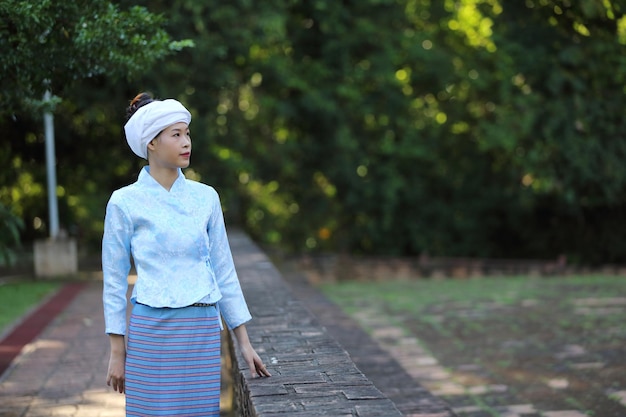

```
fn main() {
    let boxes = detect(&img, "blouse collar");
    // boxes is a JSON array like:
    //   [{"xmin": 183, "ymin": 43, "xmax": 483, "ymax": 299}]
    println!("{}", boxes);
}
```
[{"xmin": 138, "ymin": 166, "xmax": 186, "ymax": 193}]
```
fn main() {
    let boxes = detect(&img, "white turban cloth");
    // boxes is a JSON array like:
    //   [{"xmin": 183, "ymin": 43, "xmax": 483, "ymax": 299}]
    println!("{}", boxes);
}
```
[{"xmin": 124, "ymin": 99, "xmax": 192, "ymax": 159}]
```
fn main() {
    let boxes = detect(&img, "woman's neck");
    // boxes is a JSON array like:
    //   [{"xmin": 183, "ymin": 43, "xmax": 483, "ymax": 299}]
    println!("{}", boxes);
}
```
[{"xmin": 147, "ymin": 165, "xmax": 179, "ymax": 191}]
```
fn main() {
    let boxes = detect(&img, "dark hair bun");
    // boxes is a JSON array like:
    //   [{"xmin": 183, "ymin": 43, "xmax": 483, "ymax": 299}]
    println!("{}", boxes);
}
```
[{"xmin": 126, "ymin": 92, "xmax": 155, "ymax": 121}]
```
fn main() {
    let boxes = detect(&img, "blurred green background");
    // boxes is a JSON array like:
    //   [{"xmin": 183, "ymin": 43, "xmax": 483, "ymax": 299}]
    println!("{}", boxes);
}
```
[{"xmin": 2, "ymin": 0, "xmax": 625, "ymax": 265}]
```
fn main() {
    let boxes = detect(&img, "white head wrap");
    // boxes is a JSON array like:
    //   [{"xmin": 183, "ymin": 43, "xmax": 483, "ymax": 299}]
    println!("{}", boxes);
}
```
[{"xmin": 123, "ymin": 99, "xmax": 192, "ymax": 159}]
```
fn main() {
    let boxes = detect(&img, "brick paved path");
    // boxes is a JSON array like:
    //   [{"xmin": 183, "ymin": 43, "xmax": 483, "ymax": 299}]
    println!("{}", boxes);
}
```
[
  {"xmin": 279, "ymin": 265, "xmax": 457, "ymax": 417},
  {"xmin": 4, "ymin": 256, "xmax": 621, "ymax": 417},
  {"xmin": 346, "ymin": 304, "xmax": 591, "ymax": 417},
  {"xmin": 1, "ymin": 277, "xmax": 454, "ymax": 417},
  {"xmin": 0, "ymin": 281, "xmax": 125, "ymax": 417},
  {"xmin": 1, "ymin": 249, "xmax": 457, "ymax": 417},
  {"xmin": 282, "ymin": 267, "xmax": 607, "ymax": 417}
]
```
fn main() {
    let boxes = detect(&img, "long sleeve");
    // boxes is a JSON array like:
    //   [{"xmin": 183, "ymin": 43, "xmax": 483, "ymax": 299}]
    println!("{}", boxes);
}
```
[
  {"xmin": 209, "ymin": 191, "xmax": 252, "ymax": 329},
  {"xmin": 102, "ymin": 194, "xmax": 132, "ymax": 335}
]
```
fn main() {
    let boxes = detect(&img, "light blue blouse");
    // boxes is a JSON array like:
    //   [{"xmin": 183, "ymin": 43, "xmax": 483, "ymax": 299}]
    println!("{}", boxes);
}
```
[{"xmin": 102, "ymin": 166, "xmax": 251, "ymax": 335}]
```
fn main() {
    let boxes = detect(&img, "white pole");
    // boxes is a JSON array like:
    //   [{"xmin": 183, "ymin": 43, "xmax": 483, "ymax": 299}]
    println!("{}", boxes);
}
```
[{"xmin": 44, "ymin": 90, "xmax": 59, "ymax": 239}]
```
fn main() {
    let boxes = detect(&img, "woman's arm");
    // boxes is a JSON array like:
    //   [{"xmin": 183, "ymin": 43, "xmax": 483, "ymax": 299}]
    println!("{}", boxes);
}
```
[
  {"xmin": 232, "ymin": 324, "xmax": 271, "ymax": 378},
  {"xmin": 207, "ymin": 189, "xmax": 252, "ymax": 329},
  {"xmin": 102, "ymin": 196, "xmax": 132, "ymax": 335},
  {"xmin": 102, "ymin": 195, "xmax": 132, "ymax": 392}
]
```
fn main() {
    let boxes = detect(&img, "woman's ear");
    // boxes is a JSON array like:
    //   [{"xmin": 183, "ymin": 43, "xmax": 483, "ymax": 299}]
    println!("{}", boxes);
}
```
[{"xmin": 147, "ymin": 138, "xmax": 158, "ymax": 152}]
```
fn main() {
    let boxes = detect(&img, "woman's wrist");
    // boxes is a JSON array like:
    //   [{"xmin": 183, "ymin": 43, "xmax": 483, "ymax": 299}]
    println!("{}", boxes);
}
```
[
  {"xmin": 232, "ymin": 324, "xmax": 251, "ymax": 348},
  {"xmin": 109, "ymin": 334, "xmax": 126, "ymax": 354}
]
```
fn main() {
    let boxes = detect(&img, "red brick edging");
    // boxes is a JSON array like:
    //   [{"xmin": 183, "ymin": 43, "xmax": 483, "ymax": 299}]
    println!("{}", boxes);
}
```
[{"xmin": 0, "ymin": 282, "xmax": 86, "ymax": 376}]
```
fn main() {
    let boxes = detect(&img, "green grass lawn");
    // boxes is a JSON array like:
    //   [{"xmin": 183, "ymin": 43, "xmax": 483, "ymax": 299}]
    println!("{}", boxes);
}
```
[
  {"xmin": 321, "ymin": 275, "xmax": 626, "ymax": 417},
  {"xmin": 322, "ymin": 275, "xmax": 626, "ymax": 313},
  {"xmin": 0, "ymin": 281, "xmax": 61, "ymax": 336}
]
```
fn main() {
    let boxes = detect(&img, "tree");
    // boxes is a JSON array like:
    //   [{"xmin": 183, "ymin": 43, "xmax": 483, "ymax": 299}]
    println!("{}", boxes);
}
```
[
  {"xmin": 465, "ymin": 1, "xmax": 626, "ymax": 262},
  {"xmin": 3, "ymin": 0, "xmax": 626, "ymax": 264},
  {"xmin": 0, "ymin": 0, "xmax": 191, "ymax": 116}
]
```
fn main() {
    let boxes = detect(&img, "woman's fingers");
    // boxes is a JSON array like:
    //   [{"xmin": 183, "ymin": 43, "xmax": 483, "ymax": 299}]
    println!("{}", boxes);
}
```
[
  {"xmin": 257, "ymin": 363, "xmax": 272, "ymax": 377},
  {"xmin": 251, "ymin": 356, "xmax": 271, "ymax": 377},
  {"xmin": 107, "ymin": 375, "xmax": 125, "ymax": 393}
]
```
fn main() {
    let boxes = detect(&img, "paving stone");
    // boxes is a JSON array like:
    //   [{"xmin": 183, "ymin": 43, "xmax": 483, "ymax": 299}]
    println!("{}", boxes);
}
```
[{"xmin": 249, "ymin": 384, "xmax": 289, "ymax": 397}]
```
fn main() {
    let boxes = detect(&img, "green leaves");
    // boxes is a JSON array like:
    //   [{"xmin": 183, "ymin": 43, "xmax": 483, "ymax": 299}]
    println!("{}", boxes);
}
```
[
  {"xmin": 0, "ymin": 202, "xmax": 24, "ymax": 266},
  {"xmin": 2, "ymin": 0, "xmax": 626, "ymax": 263},
  {"xmin": 73, "ymin": 5, "xmax": 179, "ymax": 78},
  {"xmin": 0, "ymin": 1, "xmax": 192, "ymax": 116}
]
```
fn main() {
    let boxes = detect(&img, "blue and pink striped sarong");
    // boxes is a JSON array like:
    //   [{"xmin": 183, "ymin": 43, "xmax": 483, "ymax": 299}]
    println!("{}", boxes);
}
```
[{"xmin": 125, "ymin": 303, "xmax": 221, "ymax": 416}]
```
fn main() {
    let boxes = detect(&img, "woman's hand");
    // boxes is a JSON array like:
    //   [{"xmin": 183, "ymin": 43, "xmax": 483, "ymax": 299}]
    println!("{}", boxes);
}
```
[
  {"xmin": 106, "ymin": 334, "xmax": 126, "ymax": 393},
  {"xmin": 233, "ymin": 324, "xmax": 271, "ymax": 378},
  {"xmin": 240, "ymin": 342, "xmax": 272, "ymax": 378}
]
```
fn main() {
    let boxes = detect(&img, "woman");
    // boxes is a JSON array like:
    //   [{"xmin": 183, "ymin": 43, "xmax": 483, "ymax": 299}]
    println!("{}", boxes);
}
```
[{"xmin": 103, "ymin": 92, "xmax": 270, "ymax": 416}]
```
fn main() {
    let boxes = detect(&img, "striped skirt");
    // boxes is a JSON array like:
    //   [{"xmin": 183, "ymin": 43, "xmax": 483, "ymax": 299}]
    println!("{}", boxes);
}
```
[{"xmin": 125, "ymin": 303, "xmax": 221, "ymax": 417}]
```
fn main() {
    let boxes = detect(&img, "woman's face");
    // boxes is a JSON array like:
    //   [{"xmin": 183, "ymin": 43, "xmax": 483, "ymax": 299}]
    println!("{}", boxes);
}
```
[{"xmin": 148, "ymin": 122, "xmax": 192, "ymax": 169}]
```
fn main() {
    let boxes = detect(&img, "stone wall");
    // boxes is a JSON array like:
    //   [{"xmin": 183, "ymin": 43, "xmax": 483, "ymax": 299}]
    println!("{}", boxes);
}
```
[
  {"xmin": 290, "ymin": 253, "xmax": 608, "ymax": 284},
  {"xmin": 226, "ymin": 230, "xmax": 405, "ymax": 417}
]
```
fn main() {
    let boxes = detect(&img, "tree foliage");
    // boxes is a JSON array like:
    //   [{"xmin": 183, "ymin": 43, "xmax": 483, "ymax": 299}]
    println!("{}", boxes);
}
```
[
  {"xmin": 0, "ymin": 0, "xmax": 191, "ymax": 115},
  {"xmin": 2, "ymin": 0, "xmax": 626, "ymax": 264},
  {"xmin": 0, "ymin": 202, "xmax": 23, "ymax": 266}
]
